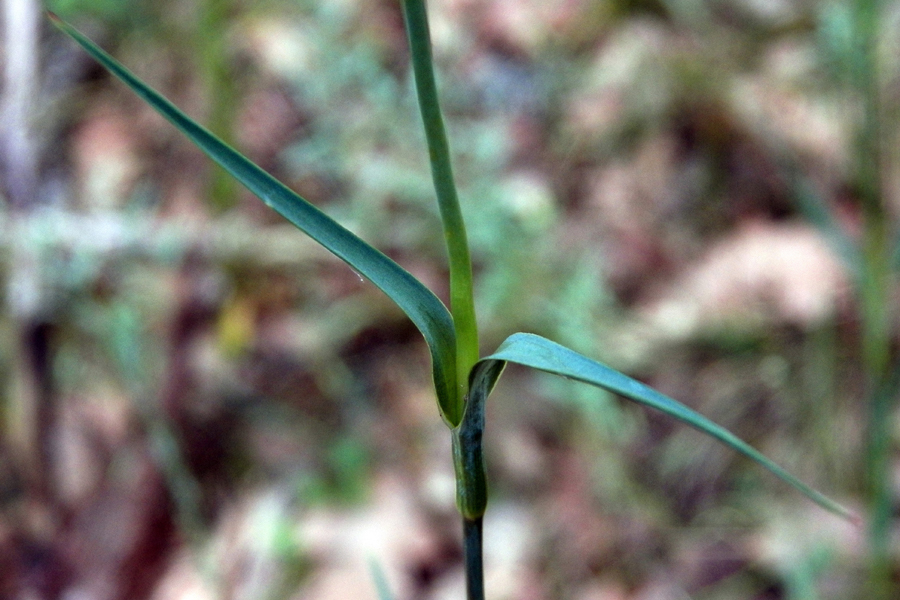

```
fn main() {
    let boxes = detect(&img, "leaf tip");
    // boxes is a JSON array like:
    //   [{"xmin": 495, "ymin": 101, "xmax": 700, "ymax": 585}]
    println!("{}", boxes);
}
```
[{"xmin": 823, "ymin": 499, "xmax": 861, "ymax": 526}]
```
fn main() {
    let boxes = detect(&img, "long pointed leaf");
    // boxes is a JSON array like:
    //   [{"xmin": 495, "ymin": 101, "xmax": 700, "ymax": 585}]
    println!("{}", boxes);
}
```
[
  {"xmin": 49, "ymin": 13, "xmax": 461, "ymax": 424},
  {"xmin": 402, "ymin": 0, "xmax": 479, "ymax": 408},
  {"xmin": 462, "ymin": 333, "xmax": 855, "ymax": 521}
]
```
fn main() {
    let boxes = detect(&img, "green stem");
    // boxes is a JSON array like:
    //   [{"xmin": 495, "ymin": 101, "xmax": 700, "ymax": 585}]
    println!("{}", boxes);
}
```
[
  {"xmin": 867, "ymin": 376, "xmax": 895, "ymax": 598},
  {"xmin": 401, "ymin": 0, "xmax": 479, "ymax": 425},
  {"xmin": 198, "ymin": 0, "xmax": 239, "ymax": 211},
  {"xmin": 401, "ymin": 3, "xmax": 484, "ymax": 594},
  {"xmin": 864, "ymin": 241, "xmax": 894, "ymax": 600},
  {"xmin": 850, "ymin": 0, "xmax": 895, "ymax": 596}
]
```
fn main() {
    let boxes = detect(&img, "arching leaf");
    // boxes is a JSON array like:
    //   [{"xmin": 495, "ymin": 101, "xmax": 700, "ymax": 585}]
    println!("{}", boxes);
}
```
[
  {"xmin": 49, "ymin": 13, "xmax": 462, "ymax": 424},
  {"xmin": 461, "ymin": 333, "xmax": 855, "ymax": 521}
]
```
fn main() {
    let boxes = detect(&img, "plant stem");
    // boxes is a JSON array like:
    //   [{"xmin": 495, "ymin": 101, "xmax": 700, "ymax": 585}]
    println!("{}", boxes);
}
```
[
  {"xmin": 401, "ymin": 0, "xmax": 479, "ymax": 425},
  {"xmin": 198, "ymin": 0, "xmax": 239, "ymax": 211},
  {"xmin": 401, "ymin": 3, "xmax": 484, "ymax": 595},
  {"xmin": 463, "ymin": 517, "xmax": 485, "ymax": 600},
  {"xmin": 850, "ymin": 0, "xmax": 896, "ymax": 596}
]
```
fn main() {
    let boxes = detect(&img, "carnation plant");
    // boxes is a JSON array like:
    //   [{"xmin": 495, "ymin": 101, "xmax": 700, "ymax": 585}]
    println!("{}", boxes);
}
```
[{"xmin": 49, "ymin": 3, "xmax": 855, "ymax": 598}]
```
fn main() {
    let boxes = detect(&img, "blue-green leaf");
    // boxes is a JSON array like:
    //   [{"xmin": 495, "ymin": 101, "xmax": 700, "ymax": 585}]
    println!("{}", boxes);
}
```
[
  {"xmin": 463, "ymin": 332, "xmax": 855, "ymax": 521},
  {"xmin": 49, "ymin": 13, "xmax": 461, "ymax": 425},
  {"xmin": 368, "ymin": 558, "xmax": 397, "ymax": 600}
]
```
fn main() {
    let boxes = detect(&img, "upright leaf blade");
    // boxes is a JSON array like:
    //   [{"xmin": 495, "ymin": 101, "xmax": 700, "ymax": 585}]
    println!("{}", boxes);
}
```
[
  {"xmin": 402, "ymin": 0, "xmax": 479, "ymax": 418},
  {"xmin": 49, "ymin": 14, "xmax": 461, "ymax": 424},
  {"xmin": 466, "ymin": 332, "xmax": 855, "ymax": 521}
]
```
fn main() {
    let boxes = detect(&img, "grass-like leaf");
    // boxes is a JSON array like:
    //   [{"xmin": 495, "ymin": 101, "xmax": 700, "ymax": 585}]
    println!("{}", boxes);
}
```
[
  {"xmin": 49, "ymin": 13, "xmax": 462, "ymax": 425},
  {"xmin": 784, "ymin": 160, "xmax": 863, "ymax": 278},
  {"xmin": 463, "ymin": 333, "xmax": 856, "ymax": 521},
  {"xmin": 402, "ymin": 0, "xmax": 479, "ymax": 419},
  {"xmin": 368, "ymin": 558, "xmax": 397, "ymax": 600}
]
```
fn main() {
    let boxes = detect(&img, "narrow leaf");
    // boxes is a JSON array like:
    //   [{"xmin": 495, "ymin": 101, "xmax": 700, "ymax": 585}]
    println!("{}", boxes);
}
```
[
  {"xmin": 368, "ymin": 558, "xmax": 397, "ymax": 600},
  {"xmin": 789, "ymin": 167, "xmax": 863, "ymax": 279},
  {"xmin": 402, "ymin": 0, "xmax": 480, "ymax": 413},
  {"xmin": 49, "ymin": 13, "xmax": 462, "ymax": 424},
  {"xmin": 466, "ymin": 332, "xmax": 855, "ymax": 521}
]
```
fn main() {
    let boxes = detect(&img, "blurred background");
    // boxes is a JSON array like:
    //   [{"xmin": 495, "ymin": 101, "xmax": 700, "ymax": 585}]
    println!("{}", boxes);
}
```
[{"xmin": 1, "ymin": 0, "xmax": 898, "ymax": 598}]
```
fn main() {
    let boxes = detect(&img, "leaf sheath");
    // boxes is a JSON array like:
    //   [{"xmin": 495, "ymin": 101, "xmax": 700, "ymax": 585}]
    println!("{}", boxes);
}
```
[{"xmin": 460, "ymin": 333, "xmax": 856, "ymax": 522}]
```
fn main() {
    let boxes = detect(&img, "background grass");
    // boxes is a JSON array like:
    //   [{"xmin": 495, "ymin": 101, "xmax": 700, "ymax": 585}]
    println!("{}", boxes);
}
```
[{"xmin": 0, "ymin": 0, "xmax": 896, "ymax": 598}]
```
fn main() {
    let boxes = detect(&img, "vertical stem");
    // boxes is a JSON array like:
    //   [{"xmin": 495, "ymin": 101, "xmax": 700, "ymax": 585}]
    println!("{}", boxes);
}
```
[
  {"xmin": 401, "ymin": 3, "xmax": 484, "ymax": 595},
  {"xmin": 868, "ymin": 376, "xmax": 895, "ymax": 598},
  {"xmin": 198, "ymin": 0, "xmax": 239, "ymax": 211},
  {"xmin": 23, "ymin": 321, "xmax": 55, "ymax": 503},
  {"xmin": 463, "ymin": 517, "xmax": 485, "ymax": 600},
  {"xmin": 851, "ymin": 0, "xmax": 895, "ymax": 596},
  {"xmin": 401, "ymin": 0, "xmax": 479, "ymax": 423}
]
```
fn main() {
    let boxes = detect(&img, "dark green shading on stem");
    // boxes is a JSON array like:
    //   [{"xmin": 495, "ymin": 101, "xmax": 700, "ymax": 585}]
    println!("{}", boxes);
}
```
[
  {"xmin": 402, "ymin": 0, "xmax": 479, "ymax": 424},
  {"xmin": 48, "ymin": 13, "xmax": 461, "ymax": 425},
  {"xmin": 452, "ymin": 359, "xmax": 504, "ymax": 520},
  {"xmin": 452, "ymin": 361, "xmax": 501, "ymax": 600},
  {"xmin": 463, "ymin": 518, "xmax": 485, "ymax": 600},
  {"xmin": 463, "ymin": 333, "xmax": 856, "ymax": 522}
]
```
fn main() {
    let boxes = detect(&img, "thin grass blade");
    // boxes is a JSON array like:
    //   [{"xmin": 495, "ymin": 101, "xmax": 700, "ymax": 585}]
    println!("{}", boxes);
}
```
[
  {"xmin": 402, "ymin": 0, "xmax": 479, "ymax": 419},
  {"xmin": 466, "ymin": 332, "xmax": 856, "ymax": 521},
  {"xmin": 49, "ymin": 13, "xmax": 461, "ymax": 424},
  {"xmin": 368, "ymin": 558, "xmax": 397, "ymax": 600},
  {"xmin": 790, "ymin": 169, "xmax": 863, "ymax": 278}
]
